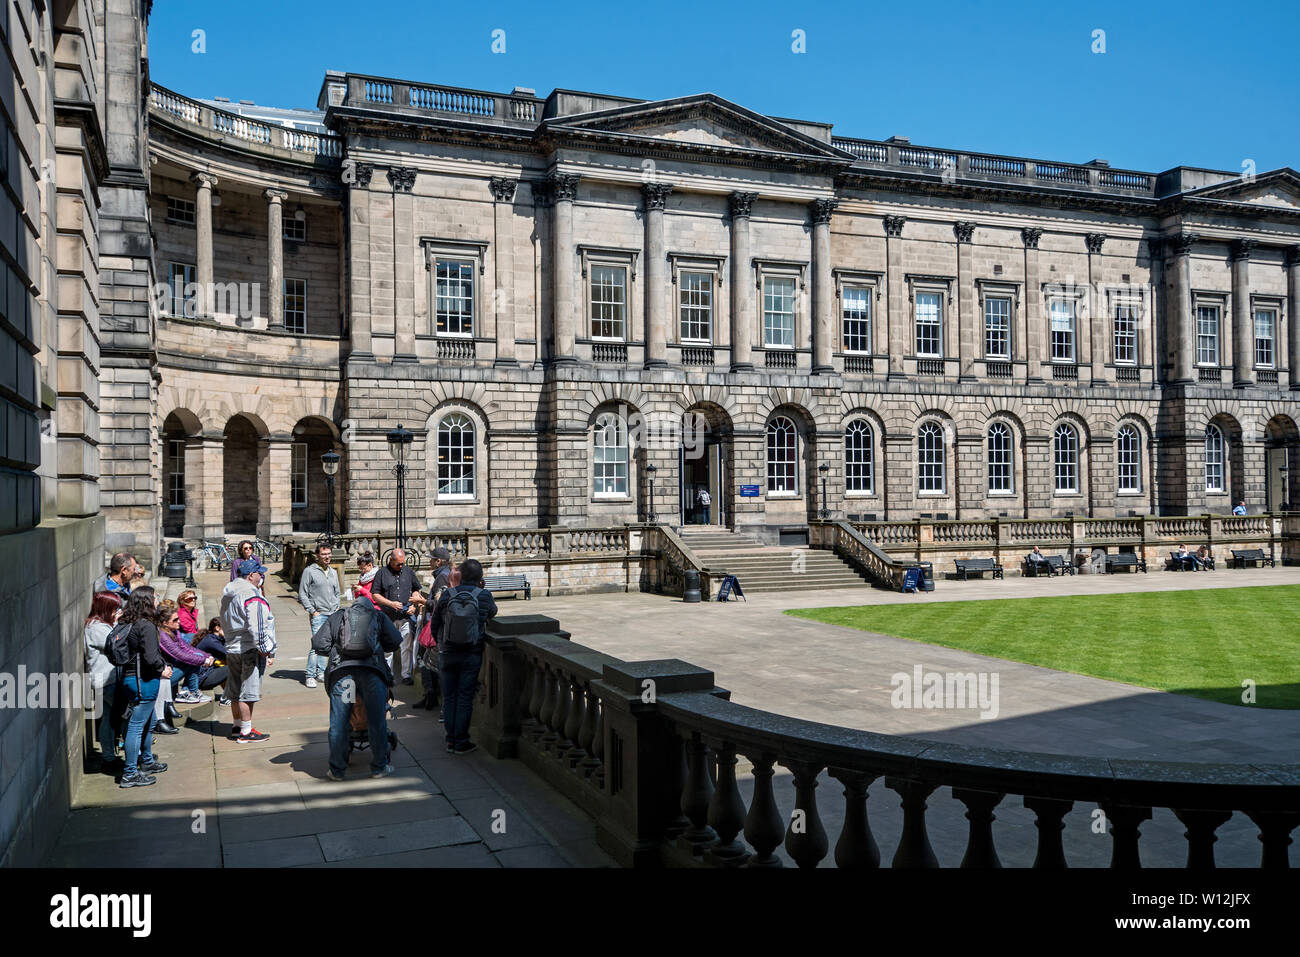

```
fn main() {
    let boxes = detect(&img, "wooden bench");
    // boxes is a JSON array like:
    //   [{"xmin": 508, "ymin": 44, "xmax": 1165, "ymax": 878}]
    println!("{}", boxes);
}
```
[
  {"xmin": 481, "ymin": 574, "xmax": 531, "ymax": 599},
  {"xmin": 954, "ymin": 558, "xmax": 1004, "ymax": 581},
  {"xmin": 1105, "ymin": 552, "xmax": 1147, "ymax": 574},
  {"xmin": 1230, "ymin": 548, "xmax": 1274, "ymax": 569}
]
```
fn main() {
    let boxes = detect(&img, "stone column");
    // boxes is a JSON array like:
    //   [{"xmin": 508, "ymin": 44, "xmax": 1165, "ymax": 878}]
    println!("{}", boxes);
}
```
[
  {"xmin": 183, "ymin": 432, "xmax": 225, "ymax": 541},
  {"xmin": 1288, "ymin": 246, "xmax": 1300, "ymax": 391},
  {"xmin": 265, "ymin": 188, "xmax": 288, "ymax": 328},
  {"xmin": 192, "ymin": 172, "xmax": 217, "ymax": 318},
  {"xmin": 1171, "ymin": 233, "xmax": 1198, "ymax": 383},
  {"xmin": 885, "ymin": 216, "xmax": 907, "ymax": 379},
  {"xmin": 955, "ymin": 222, "xmax": 976, "ymax": 381},
  {"xmin": 347, "ymin": 163, "xmax": 375, "ymax": 359},
  {"xmin": 1231, "ymin": 238, "xmax": 1257, "ymax": 388},
  {"xmin": 643, "ymin": 183, "xmax": 673, "ymax": 368},
  {"xmin": 388, "ymin": 167, "xmax": 418, "ymax": 363},
  {"xmin": 1085, "ymin": 233, "xmax": 1107, "ymax": 385},
  {"xmin": 729, "ymin": 191, "xmax": 757, "ymax": 371},
  {"xmin": 257, "ymin": 435, "xmax": 295, "ymax": 540},
  {"xmin": 489, "ymin": 177, "xmax": 518, "ymax": 367},
  {"xmin": 1022, "ymin": 228, "xmax": 1043, "ymax": 382},
  {"xmin": 1146, "ymin": 239, "xmax": 1162, "ymax": 381},
  {"xmin": 810, "ymin": 198, "xmax": 838, "ymax": 374},
  {"xmin": 549, "ymin": 172, "xmax": 580, "ymax": 364}
]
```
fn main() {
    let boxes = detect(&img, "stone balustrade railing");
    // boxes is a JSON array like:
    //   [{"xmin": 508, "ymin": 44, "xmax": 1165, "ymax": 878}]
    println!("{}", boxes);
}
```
[
  {"xmin": 831, "ymin": 136, "xmax": 1157, "ymax": 198},
  {"xmin": 810, "ymin": 521, "xmax": 919, "ymax": 589},
  {"xmin": 344, "ymin": 73, "xmax": 541, "ymax": 124},
  {"xmin": 149, "ymin": 83, "xmax": 343, "ymax": 160},
  {"xmin": 643, "ymin": 524, "xmax": 716, "ymax": 599},
  {"xmin": 474, "ymin": 614, "xmax": 1300, "ymax": 868}
]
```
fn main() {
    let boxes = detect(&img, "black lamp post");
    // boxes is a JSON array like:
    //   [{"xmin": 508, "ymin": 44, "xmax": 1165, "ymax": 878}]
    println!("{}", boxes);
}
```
[
  {"xmin": 645, "ymin": 463, "xmax": 657, "ymax": 525},
  {"xmin": 818, "ymin": 462, "xmax": 830, "ymax": 520},
  {"xmin": 321, "ymin": 450, "xmax": 340, "ymax": 546},
  {"xmin": 387, "ymin": 425, "xmax": 413, "ymax": 548}
]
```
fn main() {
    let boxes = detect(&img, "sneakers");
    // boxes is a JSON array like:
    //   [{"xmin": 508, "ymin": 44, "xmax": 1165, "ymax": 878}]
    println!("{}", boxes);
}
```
[
  {"xmin": 175, "ymin": 690, "xmax": 210, "ymax": 704},
  {"xmin": 216, "ymin": 694, "xmax": 230, "ymax": 706},
  {"xmin": 140, "ymin": 761, "xmax": 168, "ymax": 774},
  {"xmin": 446, "ymin": 743, "xmax": 455, "ymax": 753},
  {"xmin": 119, "ymin": 770, "xmax": 156, "ymax": 788},
  {"xmin": 235, "ymin": 728, "xmax": 270, "ymax": 743},
  {"xmin": 371, "ymin": 764, "xmax": 394, "ymax": 778},
  {"xmin": 326, "ymin": 768, "xmax": 345, "ymax": 781},
  {"xmin": 453, "ymin": 742, "xmax": 478, "ymax": 755},
  {"xmin": 305, "ymin": 677, "xmax": 317, "ymax": 689}
]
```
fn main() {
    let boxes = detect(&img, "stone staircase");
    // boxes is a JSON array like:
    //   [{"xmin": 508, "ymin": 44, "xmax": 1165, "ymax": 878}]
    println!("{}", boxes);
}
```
[{"xmin": 679, "ymin": 527, "xmax": 872, "ymax": 593}]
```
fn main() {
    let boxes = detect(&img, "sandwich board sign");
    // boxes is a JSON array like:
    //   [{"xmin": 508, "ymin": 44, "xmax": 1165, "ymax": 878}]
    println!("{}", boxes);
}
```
[{"xmin": 716, "ymin": 574, "xmax": 745, "ymax": 602}]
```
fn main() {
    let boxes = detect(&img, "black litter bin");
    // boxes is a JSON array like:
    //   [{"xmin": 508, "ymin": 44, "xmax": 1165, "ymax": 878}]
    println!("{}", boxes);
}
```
[{"xmin": 917, "ymin": 562, "xmax": 935, "ymax": 592}]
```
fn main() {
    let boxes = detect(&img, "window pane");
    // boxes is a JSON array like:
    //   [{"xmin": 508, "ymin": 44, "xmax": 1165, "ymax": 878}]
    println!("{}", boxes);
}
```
[
  {"xmin": 916, "ymin": 293, "xmax": 941, "ymax": 357},
  {"xmin": 436, "ymin": 260, "xmax": 475, "ymax": 336},
  {"xmin": 284, "ymin": 278, "xmax": 307, "ymax": 334},
  {"xmin": 845, "ymin": 420, "xmax": 873, "ymax": 493},
  {"xmin": 593, "ymin": 412, "xmax": 628, "ymax": 495},
  {"xmin": 170, "ymin": 262, "xmax": 196, "ymax": 317},
  {"xmin": 842, "ymin": 286, "xmax": 871, "ymax": 353},
  {"xmin": 1114, "ymin": 302, "xmax": 1137, "ymax": 364},
  {"xmin": 1117, "ymin": 425, "xmax": 1140, "ymax": 492},
  {"xmin": 680, "ymin": 271, "xmax": 712, "ymax": 342},
  {"xmin": 167, "ymin": 439, "xmax": 185, "ymax": 509},
  {"xmin": 437, "ymin": 413, "xmax": 476, "ymax": 497},
  {"xmin": 291, "ymin": 442, "xmax": 307, "ymax": 508},
  {"xmin": 918, "ymin": 422, "xmax": 944, "ymax": 492},
  {"xmin": 987, "ymin": 423, "xmax": 1011, "ymax": 493},
  {"xmin": 1205, "ymin": 425, "xmax": 1224, "ymax": 492},
  {"xmin": 1255, "ymin": 310, "xmax": 1275, "ymax": 368},
  {"xmin": 1053, "ymin": 425, "xmax": 1077, "ymax": 492},
  {"xmin": 1197, "ymin": 306, "xmax": 1219, "ymax": 366},
  {"xmin": 763, "ymin": 278, "xmax": 795, "ymax": 347},
  {"xmin": 591, "ymin": 266, "xmax": 627, "ymax": 340},
  {"xmin": 767, "ymin": 417, "xmax": 797, "ymax": 492},
  {"xmin": 1050, "ymin": 300, "xmax": 1074, "ymax": 362},
  {"xmin": 984, "ymin": 298, "xmax": 1010, "ymax": 358}
]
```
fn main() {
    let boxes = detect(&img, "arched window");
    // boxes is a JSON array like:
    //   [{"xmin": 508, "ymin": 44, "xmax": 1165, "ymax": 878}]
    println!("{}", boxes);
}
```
[
  {"xmin": 593, "ymin": 412, "xmax": 629, "ymax": 496},
  {"xmin": 1205, "ymin": 424, "xmax": 1225, "ymax": 492},
  {"xmin": 917, "ymin": 422, "xmax": 945, "ymax": 493},
  {"xmin": 845, "ymin": 420, "xmax": 874, "ymax": 494},
  {"xmin": 987, "ymin": 423, "xmax": 1012, "ymax": 493},
  {"xmin": 1053, "ymin": 424, "xmax": 1078, "ymax": 493},
  {"xmin": 767, "ymin": 417, "xmax": 797, "ymax": 493},
  {"xmin": 436, "ymin": 413, "xmax": 475, "ymax": 498},
  {"xmin": 1116, "ymin": 425, "xmax": 1141, "ymax": 493}
]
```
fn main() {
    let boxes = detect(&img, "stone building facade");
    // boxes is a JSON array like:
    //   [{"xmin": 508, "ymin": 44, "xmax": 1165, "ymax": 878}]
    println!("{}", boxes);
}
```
[{"xmin": 144, "ymin": 71, "xmax": 1300, "ymax": 549}]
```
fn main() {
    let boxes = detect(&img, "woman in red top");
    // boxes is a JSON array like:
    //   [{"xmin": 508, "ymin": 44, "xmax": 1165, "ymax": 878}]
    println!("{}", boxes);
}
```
[{"xmin": 176, "ymin": 589, "xmax": 201, "ymax": 637}]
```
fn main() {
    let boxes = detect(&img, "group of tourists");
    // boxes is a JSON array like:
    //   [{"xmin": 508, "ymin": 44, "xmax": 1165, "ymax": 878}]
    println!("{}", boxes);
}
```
[
  {"xmin": 83, "ymin": 548, "xmax": 278, "ymax": 788},
  {"xmin": 298, "ymin": 542, "xmax": 498, "ymax": 778}
]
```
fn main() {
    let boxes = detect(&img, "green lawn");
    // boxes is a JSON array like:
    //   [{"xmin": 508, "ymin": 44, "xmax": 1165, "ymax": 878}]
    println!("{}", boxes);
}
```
[{"xmin": 786, "ymin": 585, "xmax": 1300, "ymax": 708}]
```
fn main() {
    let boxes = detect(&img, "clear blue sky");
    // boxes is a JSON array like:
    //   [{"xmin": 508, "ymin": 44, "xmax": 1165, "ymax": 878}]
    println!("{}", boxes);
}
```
[{"xmin": 150, "ymin": 0, "xmax": 1298, "ymax": 174}]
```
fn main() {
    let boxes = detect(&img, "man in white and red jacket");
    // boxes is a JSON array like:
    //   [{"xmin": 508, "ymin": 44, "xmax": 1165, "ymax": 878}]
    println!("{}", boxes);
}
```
[{"xmin": 219, "ymin": 558, "xmax": 278, "ymax": 743}]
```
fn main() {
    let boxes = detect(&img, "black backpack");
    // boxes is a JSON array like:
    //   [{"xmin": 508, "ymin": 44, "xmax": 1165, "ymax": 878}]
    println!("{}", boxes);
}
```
[
  {"xmin": 440, "ymin": 587, "xmax": 483, "ymax": 650},
  {"xmin": 104, "ymin": 621, "xmax": 136, "ymax": 667},
  {"xmin": 338, "ymin": 604, "xmax": 376, "ymax": 660}
]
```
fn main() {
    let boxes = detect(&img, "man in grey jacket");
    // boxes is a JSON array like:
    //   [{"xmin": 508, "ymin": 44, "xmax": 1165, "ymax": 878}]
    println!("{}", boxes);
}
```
[{"xmin": 299, "ymin": 544, "xmax": 341, "ymax": 688}]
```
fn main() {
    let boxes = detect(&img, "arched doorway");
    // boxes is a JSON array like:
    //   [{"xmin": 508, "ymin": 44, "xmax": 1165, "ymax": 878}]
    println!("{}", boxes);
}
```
[
  {"xmin": 290, "ymin": 416, "xmax": 343, "ymax": 533},
  {"xmin": 1264, "ymin": 415, "xmax": 1299, "ymax": 512},
  {"xmin": 679, "ymin": 404, "xmax": 733, "ymax": 527},
  {"xmin": 223, "ymin": 413, "xmax": 265, "ymax": 534},
  {"xmin": 160, "ymin": 409, "xmax": 201, "ymax": 539}
]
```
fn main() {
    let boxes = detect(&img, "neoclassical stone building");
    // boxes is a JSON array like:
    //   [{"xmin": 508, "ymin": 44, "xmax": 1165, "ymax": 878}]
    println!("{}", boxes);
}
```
[{"xmin": 139, "ymin": 70, "xmax": 1300, "ymax": 551}]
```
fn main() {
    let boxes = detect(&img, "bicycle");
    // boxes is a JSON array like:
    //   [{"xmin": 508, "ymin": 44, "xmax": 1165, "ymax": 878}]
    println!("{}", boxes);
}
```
[
  {"xmin": 200, "ymin": 540, "xmax": 232, "ymax": 571},
  {"xmin": 253, "ymin": 538, "xmax": 283, "ymax": 563}
]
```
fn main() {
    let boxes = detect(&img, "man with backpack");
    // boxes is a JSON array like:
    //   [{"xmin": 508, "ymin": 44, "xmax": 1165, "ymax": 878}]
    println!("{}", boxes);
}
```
[
  {"xmin": 311, "ymin": 594, "xmax": 404, "ymax": 779},
  {"xmin": 429, "ymin": 558, "xmax": 497, "ymax": 755}
]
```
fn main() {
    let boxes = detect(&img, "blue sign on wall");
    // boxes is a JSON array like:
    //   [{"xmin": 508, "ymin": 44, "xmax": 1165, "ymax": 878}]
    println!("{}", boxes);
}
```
[{"xmin": 739, "ymin": 485, "xmax": 760, "ymax": 497}]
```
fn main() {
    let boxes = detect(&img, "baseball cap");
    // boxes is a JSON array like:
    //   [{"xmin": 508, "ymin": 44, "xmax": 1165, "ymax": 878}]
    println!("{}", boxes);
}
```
[
  {"xmin": 432, "ymin": 547, "xmax": 451, "ymax": 561},
  {"xmin": 238, "ymin": 557, "xmax": 268, "ymax": 578}
]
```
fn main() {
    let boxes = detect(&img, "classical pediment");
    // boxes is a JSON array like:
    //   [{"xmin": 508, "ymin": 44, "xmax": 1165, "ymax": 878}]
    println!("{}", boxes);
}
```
[
  {"xmin": 1183, "ymin": 169, "xmax": 1300, "ymax": 210},
  {"xmin": 540, "ymin": 94, "xmax": 850, "ymax": 160}
]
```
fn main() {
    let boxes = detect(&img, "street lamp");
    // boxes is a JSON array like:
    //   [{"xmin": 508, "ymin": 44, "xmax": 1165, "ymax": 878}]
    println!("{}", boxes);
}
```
[
  {"xmin": 321, "ymin": 450, "xmax": 340, "ymax": 546},
  {"xmin": 645, "ymin": 463, "xmax": 657, "ymax": 525},
  {"xmin": 387, "ymin": 424, "xmax": 413, "ymax": 548},
  {"xmin": 818, "ymin": 462, "xmax": 830, "ymax": 520}
]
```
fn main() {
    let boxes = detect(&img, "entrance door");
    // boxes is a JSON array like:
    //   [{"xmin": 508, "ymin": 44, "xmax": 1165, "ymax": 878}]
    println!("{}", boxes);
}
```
[
  {"xmin": 680, "ymin": 440, "xmax": 727, "ymax": 526},
  {"xmin": 1267, "ymin": 445, "xmax": 1289, "ymax": 512}
]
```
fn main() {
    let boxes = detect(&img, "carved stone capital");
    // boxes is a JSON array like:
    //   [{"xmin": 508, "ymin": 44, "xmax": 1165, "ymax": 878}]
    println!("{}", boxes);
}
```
[
  {"xmin": 352, "ymin": 162, "xmax": 375, "ymax": 188},
  {"xmin": 809, "ymin": 198, "xmax": 838, "ymax": 226},
  {"xmin": 1285, "ymin": 245, "xmax": 1300, "ymax": 269},
  {"xmin": 1021, "ymin": 227, "xmax": 1043, "ymax": 249},
  {"xmin": 191, "ymin": 171, "xmax": 218, "ymax": 190},
  {"xmin": 1085, "ymin": 232, "xmax": 1106, "ymax": 254},
  {"xmin": 729, "ymin": 191, "xmax": 758, "ymax": 219},
  {"xmin": 546, "ymin": 172, "xmax": 580, "ymax": 203},
  {"xmin": 642, "ymin": 182, "xmax": 674, "ymax": 211},
  {"xmin": 387, "ymin": 166, "xmax": 417, "ymax": 192},
  {"xmin": 488, "ymin": 176, "xmax": 518, "ymax": 203},
  {"xmin": 883, "ymin": 215, "xmax": 906, "ymax": 238},
  {"xmin": 953, "ymin": 221, "xmax": 976, "ymax": 244},
  {"xmin": 1229, "ymin": 237, "xmax": 1257, "ymax": 262},
  {"xmin": 1173, "ymin": 232, "xmax": 1199, "ymax": 257},
  {"xmin": 263, "ymin": 188, "xmax": 288, "ymax": 204},
  {"xmin": 1147, "ymin": 238, "xmax": 1163, "ymax": 262}
]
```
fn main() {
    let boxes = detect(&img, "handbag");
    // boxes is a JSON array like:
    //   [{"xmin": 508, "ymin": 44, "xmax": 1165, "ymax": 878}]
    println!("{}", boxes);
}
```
[{"xmin": 416, "ymin": 613, "xmax": 436, "ymax": 649}]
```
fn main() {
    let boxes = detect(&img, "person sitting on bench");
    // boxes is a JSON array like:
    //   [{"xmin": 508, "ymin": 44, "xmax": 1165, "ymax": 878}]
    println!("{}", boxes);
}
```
[
  {"xmin": 1196, "ymin": 545, "xmax": 1215, "ymax": 570},
  {"xmin": 1174, "ymin": 544, "xmax": 1205, "ymax": 571},
  {"xmin": 1027, "ymin": 546, "xmax": 1050, "ymax": 572}
]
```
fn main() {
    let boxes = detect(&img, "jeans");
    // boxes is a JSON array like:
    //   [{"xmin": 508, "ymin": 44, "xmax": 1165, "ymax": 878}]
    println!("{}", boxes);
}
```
[
  {"xmin": 327, "ymin": 669, "xmax": 391, "ymax": 776},
  {"xmin": 97, "ymin": 679, "xmax": 118, "ymax": 758},
  {"xmin": 169, "ymin": 661, "xmax": 202, "ymax": 694},
  {"xmin": 439, "ymin": 650, "xmax": 483, "ymax": 748},
  {"xmin": 701, "ymin": 505, "xmax": 710, "ymax": 524},
  {"xmin": 306, "ymin": 613, "xmax": 329, "ymax": 679},
  {"xmin": 121, "ymin": 674, "xmax": 159, "ymax": 771}
]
